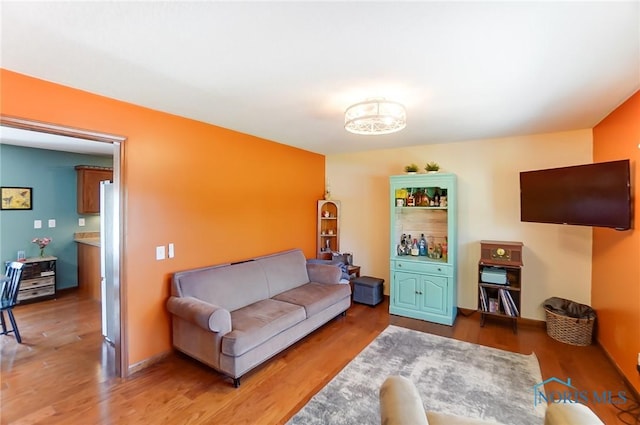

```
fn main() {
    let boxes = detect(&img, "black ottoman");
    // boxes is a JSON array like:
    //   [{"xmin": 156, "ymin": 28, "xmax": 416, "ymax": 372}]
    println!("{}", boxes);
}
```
[{"xmin": 352, "ymin": 276, "xmax": 384, "ymax": 306}]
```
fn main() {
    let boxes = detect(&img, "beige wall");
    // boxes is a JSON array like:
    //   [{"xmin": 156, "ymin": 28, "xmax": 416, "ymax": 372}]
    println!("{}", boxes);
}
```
[{"xmin": 327, "ymin": 129, "xmax": 593, "ymax": 320}]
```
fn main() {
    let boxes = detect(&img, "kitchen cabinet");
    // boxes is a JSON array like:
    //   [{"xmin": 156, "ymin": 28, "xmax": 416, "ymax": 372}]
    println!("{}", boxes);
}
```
[
  {"xmin": 77, "ymin": 242, "xmax": 101, "ymax": 302},
  {"xmin": 75, "ymin": 165, "xmax": 112, "ymax": 214}
]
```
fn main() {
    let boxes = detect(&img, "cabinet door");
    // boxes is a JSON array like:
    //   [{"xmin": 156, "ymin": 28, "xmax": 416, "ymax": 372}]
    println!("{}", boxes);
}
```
[
  {"xmin": 77, "ymin": 168, "xmax": 113, "ymax": 214},
  {"xmin": 420, "ymin": 274, "xmax": 449, "ymax": 315},
  {"xmin": 393, "ymin": 271, "xmax": 421, "ymax": 310}
]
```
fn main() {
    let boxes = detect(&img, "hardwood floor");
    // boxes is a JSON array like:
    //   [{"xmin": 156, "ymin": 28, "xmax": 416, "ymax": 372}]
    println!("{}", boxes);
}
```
[{"xmin": 1, "ymin": 291, "xmax": 637, "ymax": 424}]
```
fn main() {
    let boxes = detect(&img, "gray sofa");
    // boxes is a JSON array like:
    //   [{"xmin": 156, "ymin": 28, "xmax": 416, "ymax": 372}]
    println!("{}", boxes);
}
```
[{"xmin": 167, "ymin": 249, "xmax": 351, "ymax": 387}]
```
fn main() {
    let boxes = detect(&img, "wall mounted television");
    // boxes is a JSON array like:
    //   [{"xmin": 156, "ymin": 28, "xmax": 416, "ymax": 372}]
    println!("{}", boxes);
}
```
[{"xmin": 520, "ymin": 159, "xmax": 632, "ymax": 231}]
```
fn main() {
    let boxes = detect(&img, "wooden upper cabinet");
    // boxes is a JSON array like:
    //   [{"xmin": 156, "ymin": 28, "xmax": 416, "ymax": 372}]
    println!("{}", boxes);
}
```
[{"xmin": 75, "ymin": 165, "xmax": 113, "ymax": 214}]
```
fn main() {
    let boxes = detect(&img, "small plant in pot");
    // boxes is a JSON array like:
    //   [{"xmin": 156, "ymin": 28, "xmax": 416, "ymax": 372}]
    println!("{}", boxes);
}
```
[
  {"xmin": 404, "ymin": 163, "xmax": 419, "ymax": 174},
  {"xmin": 425, "ymin": 162, "xmax": 440, "ymax": 173}
]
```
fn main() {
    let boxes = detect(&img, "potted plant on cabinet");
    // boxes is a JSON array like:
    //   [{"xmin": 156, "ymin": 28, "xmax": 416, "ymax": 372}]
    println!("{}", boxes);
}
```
[
  {"xmin": 425, "ymin": 162, "xmax": 440, "ymax": 173},
  {"xmin": 404, "ymin": 163, "xmax": 419, "ymax": 174}
]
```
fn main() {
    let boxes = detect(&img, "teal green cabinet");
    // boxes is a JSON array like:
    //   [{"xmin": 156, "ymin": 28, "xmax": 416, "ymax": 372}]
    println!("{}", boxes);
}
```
[{"xmin": 389, "ymin": 173, "xmax": 457, "ymax": 325}]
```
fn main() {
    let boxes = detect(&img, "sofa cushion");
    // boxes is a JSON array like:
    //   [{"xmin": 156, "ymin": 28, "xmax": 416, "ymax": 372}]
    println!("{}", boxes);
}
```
[
  {"xmin": 256, "ymin": 249, "xmax": 310, "ymax": 297},
  {"xmin": 222, "ymin": 299, "xmax": 305, "ymax": 357},
  {"xmin": 272, "ymin": 282, "xmax": 351, "ymax": 317},
  {"xmin": 173, "ymin": 260, "xmax": 269, "ymax": 312}
]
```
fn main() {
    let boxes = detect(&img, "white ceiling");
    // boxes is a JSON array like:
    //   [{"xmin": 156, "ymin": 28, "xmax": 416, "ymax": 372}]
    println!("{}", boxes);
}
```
[
  {"xmin": 0, "ymin": 126, "xmax": 114, "ymax": 156},
  {"xmin": 1, "ymin": 1, "xmax": 639, "ymax": 155}
]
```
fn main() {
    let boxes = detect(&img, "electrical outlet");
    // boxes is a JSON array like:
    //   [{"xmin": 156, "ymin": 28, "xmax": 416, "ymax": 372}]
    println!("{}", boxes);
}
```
[{"xmin": 156, "ymin": 246, "xmax": 165, "ymax": 261}]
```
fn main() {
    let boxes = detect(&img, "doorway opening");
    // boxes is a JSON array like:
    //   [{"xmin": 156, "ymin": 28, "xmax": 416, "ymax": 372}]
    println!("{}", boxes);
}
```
[{"xmin": 0, "ymin": 115, "xmax": 127, "ymax": 378}]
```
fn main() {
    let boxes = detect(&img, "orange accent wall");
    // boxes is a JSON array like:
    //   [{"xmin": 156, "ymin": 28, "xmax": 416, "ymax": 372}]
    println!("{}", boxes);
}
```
[
  {"xmin": 592, "ymin": 90, "xmax": 640, "ymax": 394},
  {"xmin": 0, "ymin": 69, "xmax": 326, "ymax": 368}
]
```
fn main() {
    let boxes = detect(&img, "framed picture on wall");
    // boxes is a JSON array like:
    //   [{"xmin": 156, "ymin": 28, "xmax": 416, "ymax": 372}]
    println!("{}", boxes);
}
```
[{"xmin": 1, "ymin": 187, "xmax": 33, "ymax": 210}]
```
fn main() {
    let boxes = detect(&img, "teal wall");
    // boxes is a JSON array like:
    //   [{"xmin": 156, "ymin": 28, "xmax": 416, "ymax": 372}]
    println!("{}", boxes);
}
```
[{"xmin": 0, "ymin": 145, "xmax": 112, "ymax": 290}]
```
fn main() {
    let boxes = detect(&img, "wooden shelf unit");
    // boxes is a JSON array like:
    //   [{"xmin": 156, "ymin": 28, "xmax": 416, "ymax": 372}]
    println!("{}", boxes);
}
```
[
  {"xmin": 478, "ymin": 240, "xmax": 523, "ymax": 333},
  {"xmin": 16, "ymin": 256, "xmax": 57, "ymax": 303},
  {"xmin": 317, "ymin": 200, "xmax": 340, "ymax": 259}
]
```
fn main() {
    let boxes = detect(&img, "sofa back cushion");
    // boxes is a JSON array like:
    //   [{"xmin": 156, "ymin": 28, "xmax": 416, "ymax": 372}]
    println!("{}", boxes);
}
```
[
  {"xmin": 256, "ymin": 249, "xmax": 310, "ymax": 297},
  {"xmin": 173, "ymin": 260, "xmax": 269, "ymax": 312}
]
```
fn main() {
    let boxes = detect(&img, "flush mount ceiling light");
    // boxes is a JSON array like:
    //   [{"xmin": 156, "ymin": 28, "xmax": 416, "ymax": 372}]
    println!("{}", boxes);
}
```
[{"xmin": 344, "ymin": 98, "xmax": 407, "ymax": 135}]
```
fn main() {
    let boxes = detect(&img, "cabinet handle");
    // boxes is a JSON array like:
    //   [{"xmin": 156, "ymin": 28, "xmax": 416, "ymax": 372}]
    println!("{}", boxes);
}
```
[
  {"xmin": 437, "ymin": 267, "xmax": 442, "ymax": 272},
  {"xmin": 415, "ymin": 290, "xmax": 423, "ymax": 295},
  {"xmin": 398, "ymin": 263, "xmax": 402, "ymax": 267}
]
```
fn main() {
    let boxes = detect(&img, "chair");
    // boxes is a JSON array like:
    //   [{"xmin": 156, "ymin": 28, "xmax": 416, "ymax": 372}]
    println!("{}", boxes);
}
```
[{"xmin": 1, "ymin": 261, "xmax": 24, "ymax": 343}]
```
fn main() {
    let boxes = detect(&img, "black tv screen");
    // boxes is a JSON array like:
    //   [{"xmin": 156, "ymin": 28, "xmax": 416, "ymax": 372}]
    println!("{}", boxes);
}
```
[{"xmin": 520, "ymin": 159, "xmax": 632, "ymax": 230}]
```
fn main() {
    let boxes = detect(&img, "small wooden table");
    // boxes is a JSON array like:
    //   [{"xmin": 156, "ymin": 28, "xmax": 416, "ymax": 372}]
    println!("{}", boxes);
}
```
[{"xmin": 347, "ymin": 265, "xmax": 360, "ymax": 279}]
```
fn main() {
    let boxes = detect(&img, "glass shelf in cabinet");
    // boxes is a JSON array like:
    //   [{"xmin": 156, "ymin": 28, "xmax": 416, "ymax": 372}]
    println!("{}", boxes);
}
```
[
  {"xmin": 394, "ymin": 206, "xmax": 447, "ymax": 210},
  {"xmin": 391, "ymin": 255, "xmax": 448, "ymax": 263}
]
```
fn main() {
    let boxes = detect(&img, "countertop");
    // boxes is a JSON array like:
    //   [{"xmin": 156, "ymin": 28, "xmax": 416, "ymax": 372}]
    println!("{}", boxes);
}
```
[{"xmin": 74, "ymin": 232, "xmax": 101, "ymax": 247}]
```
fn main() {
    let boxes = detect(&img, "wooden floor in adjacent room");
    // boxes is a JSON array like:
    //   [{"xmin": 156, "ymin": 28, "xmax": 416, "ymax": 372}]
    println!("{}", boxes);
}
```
[{"xmin": 1, "ymin": 291, "xmax": 637, "ymax": 425}]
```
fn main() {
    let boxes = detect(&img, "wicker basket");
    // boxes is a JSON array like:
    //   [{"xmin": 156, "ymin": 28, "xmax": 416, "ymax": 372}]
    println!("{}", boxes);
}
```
[{"xmin": 544, "ymin": 308, "xmax": 595, "ymax": 346}]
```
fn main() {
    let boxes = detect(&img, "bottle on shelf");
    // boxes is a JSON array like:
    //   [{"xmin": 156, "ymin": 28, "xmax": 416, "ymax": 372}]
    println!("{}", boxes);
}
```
[
  {"xmin": 399, "ymin": 234, "xmax": 407, "ymax": 256},
  {"xmin": 407, "ymin": 189, "xmax": 415, "ymax": 207},
  {"xmin": 405, "ymin": 235, "xmax": 412, "ymax": 255},
  {"xmin": 411, "ymin": 239, "xmax": 419, "ymax": 256},
  {"xmin": 442, "ymin": 237, "xmax": 448, "ymax": 261},
  {"xmin": 427, "ymin": 235, "xmax": 435, "ymax": 258},
  {"xmin": 419, "ymin": 234, "xmax": 427, "ymax": 256}
]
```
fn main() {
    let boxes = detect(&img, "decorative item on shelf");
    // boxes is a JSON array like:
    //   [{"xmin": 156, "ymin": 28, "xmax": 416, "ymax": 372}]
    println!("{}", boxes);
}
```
[
  {"xmin": 425, "ymin": 162, "xmax": 440, "ymax": 173},
  {"xmin": 324, "ymin": 180, "xmax": 332, "ymax": 200},
  {"xmin": 406, "ymin": 188, "xmax": 416, "ymax": 206},
  {"xmin": 404, "ymin": 163, "xmax": 419, "ymax": 174},
  {"xmin": 32, "ymin": 237, "xmax": 52, "ymax": 257}
]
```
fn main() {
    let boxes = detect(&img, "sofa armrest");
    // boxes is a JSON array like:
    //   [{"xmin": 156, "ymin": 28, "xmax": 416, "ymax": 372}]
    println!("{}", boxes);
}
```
[
  {"xmin": 380, "ymin": 376, "xmax": 429, "ymax": 425},
  {"xmin": 167, "ymin": 296, "xmax": 232, "ymax": 334},
  {"xmin": 545, "ymin": 403, "xmax": 604, "ymax": 425},
  {"xmin": 306, "ymin": 262, "xmax": 342, "ymax": 284}
]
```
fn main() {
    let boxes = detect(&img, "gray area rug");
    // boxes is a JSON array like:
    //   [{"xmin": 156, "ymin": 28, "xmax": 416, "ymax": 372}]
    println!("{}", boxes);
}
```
[{"xmin": 288, "ymin": 325, "xmax": 546, "ymax": 425}]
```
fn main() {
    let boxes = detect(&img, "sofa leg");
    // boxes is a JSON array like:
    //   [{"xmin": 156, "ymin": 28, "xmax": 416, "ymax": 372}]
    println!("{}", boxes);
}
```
[
  {"xmin": 341, "ymin": 310, "xmax": 347, "ymax": 317},
  {"xmin": 233, "ymin": 377, "xmax": 241, "ymax": 388}
]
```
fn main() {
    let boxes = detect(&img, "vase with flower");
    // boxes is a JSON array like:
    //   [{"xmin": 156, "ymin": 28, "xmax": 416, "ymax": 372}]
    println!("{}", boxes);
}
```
[{"xmin": 32, "ymin": 237, "xmax": 52, "ymax": 257}]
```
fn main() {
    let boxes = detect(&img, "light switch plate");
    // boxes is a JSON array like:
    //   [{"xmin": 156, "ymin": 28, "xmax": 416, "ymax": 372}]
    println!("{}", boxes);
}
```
[
  {"xmin": 34, "ymin": 220, "xmax": 42, "ymax": 229},
  {"xmin": 48, "ymin": 219, "xmax": 56, "ymax": 228},
  {"xmin": 168, "ymin": 243, "xmax": 175, "ymax": 258},
  {"xmin": 78, "ymin": 218, "xmax": 86, "ymax": 227},
  {"xmin": 156, "ymin": 246, "xmax": 166, "ymax": 260}
]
